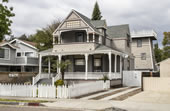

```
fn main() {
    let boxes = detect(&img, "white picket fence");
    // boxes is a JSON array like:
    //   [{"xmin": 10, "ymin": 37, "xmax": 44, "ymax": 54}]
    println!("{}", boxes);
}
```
[
  {"xmin": 57, "ymin": 81, "xmax": 110, "ymax": 99},
  {"xmin": 0, "ymin": 83, "xmax": 56, "ymax": 98}
]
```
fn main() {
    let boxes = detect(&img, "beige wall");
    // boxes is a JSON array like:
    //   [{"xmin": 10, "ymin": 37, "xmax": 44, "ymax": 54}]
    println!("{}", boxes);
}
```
[
  {"xmin": 131, "ymin": 38, "xmax": 153, "ymax": 70},
  {"xmin": 160, "ymin": 59, "xmax": 170, "ymax": 77},
  {"xmin": 143, "ymin": 77, "xmax": 170, "ymax": 93}
]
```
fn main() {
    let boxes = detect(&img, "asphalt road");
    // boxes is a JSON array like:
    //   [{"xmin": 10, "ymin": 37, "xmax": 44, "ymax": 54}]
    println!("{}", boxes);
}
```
[{"xmin": 0, "ymin": 105, "xmax": 81, "ymax": 111}]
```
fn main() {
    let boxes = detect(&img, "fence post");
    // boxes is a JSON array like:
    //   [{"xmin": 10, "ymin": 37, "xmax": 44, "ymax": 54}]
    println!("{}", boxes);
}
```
[
  {"xmin": 32, "ymin": 77, "xmax": 35, "ymax": 85},
  {"xmin": 52, "ymin": 77, "xmax": 54, "ymax": 86}
]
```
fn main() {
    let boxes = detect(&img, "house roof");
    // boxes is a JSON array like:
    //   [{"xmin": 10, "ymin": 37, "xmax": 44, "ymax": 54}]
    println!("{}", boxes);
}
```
[
  {"xmin": 91, "ymin": 20, "xmax": 106, "ymax": 28},
  {"xmin": 20, "ymin": 40, "xmax": 37, "ymax": 47},
  {"xmin": 0, "ymin": 41, "xmax": 18, "ymax": 49},
  {"xmin": 157, "ymin": 58, "xmax": 170, "ymax": 65},
  {"xmin": 106, "ymin": 24, "xmax": 130, "ymax": 38},
  {"xmin": 73, "ymin": 10, "xmax": 101, "ymax": 34},
  {"xmin": 9, "ymin": 39, "xmax": 37, "ymax": 50}
]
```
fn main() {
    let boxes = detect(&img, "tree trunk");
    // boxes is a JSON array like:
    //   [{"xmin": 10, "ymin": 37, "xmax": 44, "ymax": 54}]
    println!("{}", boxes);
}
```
[{"xmin": 61, "ymin": 71, "xmax": 64, "ymax": 80}]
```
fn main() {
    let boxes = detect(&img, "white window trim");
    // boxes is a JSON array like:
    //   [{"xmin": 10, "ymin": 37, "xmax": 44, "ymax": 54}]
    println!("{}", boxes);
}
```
[
  {"xmin": 0, "ymin": 47, "xmax": 10, "ymax": 60},
  {"xmin": 16, "ymin": 51, "xmax": 36, "ymax": 58}
]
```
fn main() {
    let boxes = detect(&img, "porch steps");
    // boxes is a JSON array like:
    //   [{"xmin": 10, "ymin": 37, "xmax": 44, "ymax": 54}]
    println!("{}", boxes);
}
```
[
  {"xmin": 80, "ymin": 87, "xmax": 129, "ymax": 100},
  {"xmin": 101, "ymin": 87, "xmax": 141, "ymax": 100},
  {"xmin": 37, "ymin": 78, "xmax": 52, "ymax": 85}
]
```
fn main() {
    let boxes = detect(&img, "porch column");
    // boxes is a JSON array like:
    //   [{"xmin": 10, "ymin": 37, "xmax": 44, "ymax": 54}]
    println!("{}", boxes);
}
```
[
  {"xmin": 85, "ymin": 54, "xmax": 89, "ymax": 80},
  {"xmin": 87, "ymin": 32, "xmax": 89, "ymax": 42},
  {"xmin": 48, "ymin": 57, "xmax": 51, "ymax": 74},
  {"xmin": 108, "ymin": 52, "xmax": 112, "ymax": 79},
  {"xmin": 93, "ymin": 32, "xmax": 95, "ymax": 42},
  {"xmin": 53, "ymin": 36, "xmax": 55, "ymax": 45},
  {"xmin": 114, "ymin": 54, "xmax": 117, "ymax": 73},
  {"xmin": 120, "ymin": 56, "xmax": 122, "ymax": 74},
  {"xmin": 39, "ymin": 54, "xmax": 42, "ymax": 74},
  {"xmin": 58, "ymin": 55, "xmax": 62, "ymax": 74},
  {"xmin": 99, "ymin": 35, "xmax": 102, "ymax": 44}
]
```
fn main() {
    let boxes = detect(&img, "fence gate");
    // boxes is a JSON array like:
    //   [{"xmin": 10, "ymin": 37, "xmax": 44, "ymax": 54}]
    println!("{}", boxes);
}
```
[{"xmin": 123, "ymin": 71, "xmax": 142, "ymax": 87}]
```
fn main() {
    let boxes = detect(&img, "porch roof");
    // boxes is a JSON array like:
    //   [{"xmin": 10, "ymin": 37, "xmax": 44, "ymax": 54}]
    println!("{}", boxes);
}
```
[{"xmin": 39, "ymin": 45, "xmax": 125, "ymax": 56}]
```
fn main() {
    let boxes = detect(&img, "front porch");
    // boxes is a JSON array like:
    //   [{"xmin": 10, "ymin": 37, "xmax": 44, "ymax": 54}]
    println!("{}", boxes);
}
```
[{"xmin": 38, "ymin": 50, "xmax": 123, "ymax": 80}]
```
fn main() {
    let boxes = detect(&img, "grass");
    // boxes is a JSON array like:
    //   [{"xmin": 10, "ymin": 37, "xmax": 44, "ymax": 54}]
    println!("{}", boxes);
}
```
[{"xmin": 0, "ymin": 98, "xmax": 49, "ymax": 103}]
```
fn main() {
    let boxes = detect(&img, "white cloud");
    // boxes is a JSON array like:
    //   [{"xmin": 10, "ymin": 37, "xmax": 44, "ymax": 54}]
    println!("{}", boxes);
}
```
[{"xmin": 8, "ymin": 0, "xmax": 170, "ymax": 46}]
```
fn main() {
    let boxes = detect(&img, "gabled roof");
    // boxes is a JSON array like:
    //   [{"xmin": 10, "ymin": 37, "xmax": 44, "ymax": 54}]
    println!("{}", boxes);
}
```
[
  {"xmin": 9, "ymin": 39, "xmax": 37, "ymax": 50},
  {"xmin": 0, "ymin": 41, "xmax": 18, "ymax": 49},
  {"xmin": 106, "ymin": 24, "xmax": 130, "ymax": 38},
  {"xmin": 91, "ymin": 20, "xmax": 107, "ymax": 29},
  {"xmin": 53, "ymin": 9, "xmax": 102, "ymax": 35}
]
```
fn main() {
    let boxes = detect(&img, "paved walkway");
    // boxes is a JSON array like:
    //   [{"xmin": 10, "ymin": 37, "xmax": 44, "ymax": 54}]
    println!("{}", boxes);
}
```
[
  {"xmin": 80, "ymin": 87, "xmax": 129, "ymax": 100},
  {"xmin": 101, "ymin": 87, "xmax": 140, "ymax": 100}
]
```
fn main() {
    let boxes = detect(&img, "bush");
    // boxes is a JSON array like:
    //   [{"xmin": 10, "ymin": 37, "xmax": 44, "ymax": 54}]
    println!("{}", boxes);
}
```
[
  {"xmin": 101, "ymin": 74, "xmax": 109, "ymax": 82},
  {"xmin": 55, "ymin": 80, "xmax": 64, "ymax": 87}
]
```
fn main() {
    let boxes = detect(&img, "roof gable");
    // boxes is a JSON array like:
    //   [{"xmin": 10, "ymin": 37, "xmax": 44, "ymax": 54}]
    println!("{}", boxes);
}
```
[
  {"xmin": 53, "ymin": 9, "xmax": 102, "ymax": 35},
  {"xmin": 9, "ymin": 39, "xmax": 37, "ymax": 50}
]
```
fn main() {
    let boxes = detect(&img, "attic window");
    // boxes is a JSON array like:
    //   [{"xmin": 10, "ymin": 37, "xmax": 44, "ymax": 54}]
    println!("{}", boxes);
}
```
[{"xmin": 66, "ymin": 21, "xmax": 80, "ymax": 28}]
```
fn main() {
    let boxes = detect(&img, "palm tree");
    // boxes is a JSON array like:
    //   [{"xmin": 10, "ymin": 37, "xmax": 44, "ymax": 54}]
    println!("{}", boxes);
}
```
[{"xmin": 52, "ymin": 60, "xmax": 71, "ymax": 80}]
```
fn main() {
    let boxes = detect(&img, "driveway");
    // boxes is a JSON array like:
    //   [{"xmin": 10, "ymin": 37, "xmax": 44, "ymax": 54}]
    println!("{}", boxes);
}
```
[{"xmin": 110, "ymin": 91, "xmax": 170, "ymax": 111}]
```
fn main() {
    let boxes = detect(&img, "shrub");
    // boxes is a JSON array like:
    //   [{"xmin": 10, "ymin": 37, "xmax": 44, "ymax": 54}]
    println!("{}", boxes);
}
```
[
  {"xmin": 55, "ymin": 80, "xmax": 64, "ymax": 87},
  {"xmin": 101, "ymin": 74, "xmax": 109, "ymax": 82}
]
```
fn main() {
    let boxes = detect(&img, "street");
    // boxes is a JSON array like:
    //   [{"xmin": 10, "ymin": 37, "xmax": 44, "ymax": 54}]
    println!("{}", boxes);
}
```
[{"xmin": 0, "ymin": 105, "xmax": 80, "ymax": 111}]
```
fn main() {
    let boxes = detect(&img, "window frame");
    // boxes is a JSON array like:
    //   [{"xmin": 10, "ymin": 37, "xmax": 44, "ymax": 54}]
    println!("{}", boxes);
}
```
[
  {"xmin": 137, "ymin": 39, "xmax": 142, "ymax": 47},
  {"xmin": 0, "ymin": 47, "xmax": 10, "ymax": 60},
  {"xmin": 141, "ymin": 53, "xmax": 146, "ymax": 60}
]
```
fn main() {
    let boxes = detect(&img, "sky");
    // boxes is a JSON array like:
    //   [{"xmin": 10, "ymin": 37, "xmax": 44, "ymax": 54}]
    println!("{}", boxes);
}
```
[{"xmin": 7, "ymin": 0, "xmax": 170, "ymax": 47}]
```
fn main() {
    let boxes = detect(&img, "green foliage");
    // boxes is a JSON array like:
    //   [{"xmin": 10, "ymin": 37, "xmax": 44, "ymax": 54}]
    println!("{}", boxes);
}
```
[
  {"xmin": 28, "ymin": 20, "xmax": 60, "ymax": 51},
  {"xmin": 18, "ymin": 34, "xmax": 29, "ymax": 41},
  {"xmin": 101, "ymin": 74, "xmax": 109, "ymax": 82},
  {"xmin": 154, "ymin": 43, "xmax": 162, "ymax": 63},
  {"xmin": 91, "ymin": 1, "xmax": 102, "ymax": 20},
  {"xmin": 52, "ymin": 60, "xmax": 71, "ymax": 80},
  {"xmin": 162, "ymin": 32, "xmax": 170, "ymax": 60},
  {"xmin": 0, "ymin": 0, "xmax": 15, "ymax": 42},
  {"xmin": 55, "ymin": 79, "xmax": 64, "ymax": 87}
]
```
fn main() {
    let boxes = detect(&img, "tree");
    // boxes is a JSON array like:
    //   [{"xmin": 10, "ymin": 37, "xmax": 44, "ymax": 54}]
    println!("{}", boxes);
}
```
[
  {"xmin": 18, "ymin": 34, "xmax": 29, "ymax": 41},
  {"xmin": 162, "ymin": 32, "xmax": 170, "ymax": 60},
  {"xmin": 154, "ymin": 43, "xmax": 162, "ymax": 63},
  {"xmin": 0, "ymin": 0, "xmax": 15, "ymax": 42},
  {"xmin": 28, "ymin": 20, "xmax": 60, "ymax": 51},
  {"xmin": 52, "ymin": 60, "xmax": 70, "ymax": 81},
  {"xmin": 91, "ymin": 1, "xmax": 102, "ymax": 20}
]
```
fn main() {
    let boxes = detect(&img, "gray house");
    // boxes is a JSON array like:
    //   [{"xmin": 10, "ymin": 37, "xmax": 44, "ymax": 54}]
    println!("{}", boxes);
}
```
[
  {"xmin": 131, "ymin": 30, "xmax": 157, "ymax": 71},
  {"xmin": 34, "ymin": 9, "xmax": 135, "ymax": 84},
  {"xmin": 0, "ymin": 39, "xmax": 39, "ymax": 72}
]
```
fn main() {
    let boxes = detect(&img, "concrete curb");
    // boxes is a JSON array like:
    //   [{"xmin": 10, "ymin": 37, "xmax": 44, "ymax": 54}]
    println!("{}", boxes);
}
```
[{"xmin": 0, "ymin": 101, "xmax": 44, "ymax": 106}]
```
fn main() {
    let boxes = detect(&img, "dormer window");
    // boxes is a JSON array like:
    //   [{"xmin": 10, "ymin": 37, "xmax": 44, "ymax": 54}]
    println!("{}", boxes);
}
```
[{"xmin": 66, "ymin": 21, "xmax": 80, "ymax": 28}]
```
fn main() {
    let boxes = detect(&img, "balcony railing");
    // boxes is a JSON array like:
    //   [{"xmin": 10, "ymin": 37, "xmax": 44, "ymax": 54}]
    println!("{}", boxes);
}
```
[
  {"xmin": 16, "ymin": 57, "xmax": 38, "ymax": 65},
  {"xmin": 36, "ymin": 72, "xmax": 121, "ymax": 80},
  {"xmin": 53, "ymin": 42, "xmax": 99, "ymax": 52}
]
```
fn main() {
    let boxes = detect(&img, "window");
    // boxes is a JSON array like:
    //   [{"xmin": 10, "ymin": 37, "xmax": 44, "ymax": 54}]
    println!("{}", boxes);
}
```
[
  {"xmin": 76, "ymin": 32, "xmax": 84, "ymax": 42},
  {"xmin": 137, "ymin": 39, "xmax": 142, "ymax": 47},
  {"xmin": 25, "ymin": 52, "xmax": 34, "ymax": 57},
  {"xmin": 0, "ymin": 48, "xmax": 9, "ymax": 59},
  {"xmin": 75, "ymin": 59, "xmax": 85, "ymax": 65},
  {"xmin": 74, "ymin": 58, "xmax": 85, "ymax": 72},
  {"xmin": 94, "ymin": 59, "xmax": 101, "ymax": 67},
  {"xmin": 93, "ymin": 58, "xmax": 102, "ymax": 72},
  {"xmin": 66, "ymin": 21, "xmax": 80, "ymax": 28},
  {"xmin": 17, "ymin": 52, "xmax": 21, "ymax": 57},
  {"xmin": 141, "ymin": 53, "xmax": 146, "ymax": 60}
]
